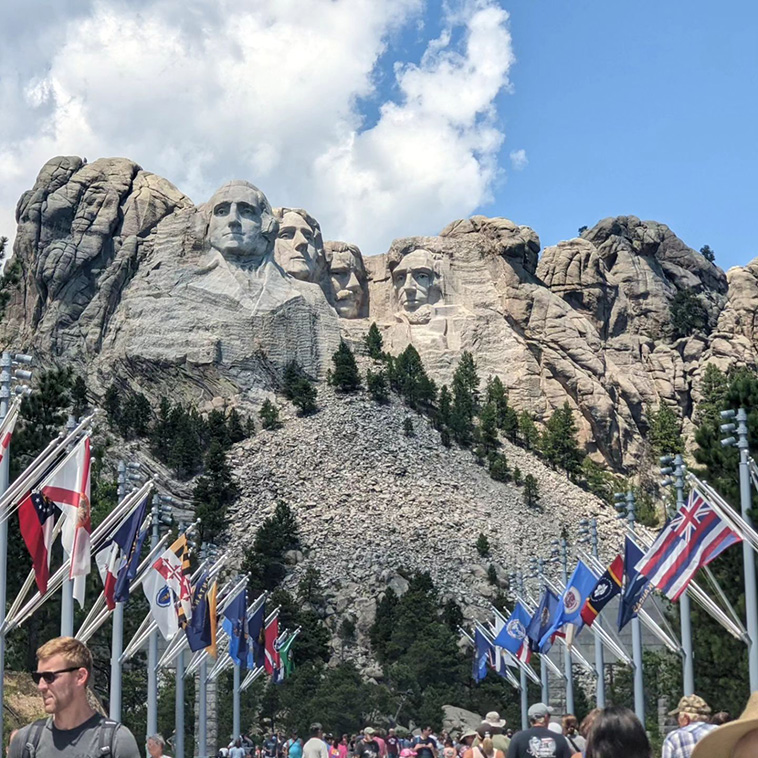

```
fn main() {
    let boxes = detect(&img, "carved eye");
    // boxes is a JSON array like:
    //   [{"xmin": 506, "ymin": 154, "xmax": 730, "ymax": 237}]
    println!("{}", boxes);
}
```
[
  {"xmin": 238, "ymin": 204, "xmax": 259, "ymax": 219},
  {"xmin": 414, "ymin": 272, "xmax": 430, "ymax": 287},
  {"xmin": 280, "ymin": 228, "xmax": 296, "ymax": 239},
  {"xmin": 213, "ymin": 203, "xmax": 230, "ymax": 217}
]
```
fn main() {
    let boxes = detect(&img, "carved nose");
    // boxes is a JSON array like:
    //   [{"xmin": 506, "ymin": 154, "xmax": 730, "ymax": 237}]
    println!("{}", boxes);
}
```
[{"xmin": 346, "ymin": 271, "xmax": 361, "ymax": 291}]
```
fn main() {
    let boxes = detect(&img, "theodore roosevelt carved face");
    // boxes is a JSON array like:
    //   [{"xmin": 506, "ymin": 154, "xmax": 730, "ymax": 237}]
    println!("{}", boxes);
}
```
[{"xmin": 325, "ymin": 242, "xmax": 367, "ymax": 318}]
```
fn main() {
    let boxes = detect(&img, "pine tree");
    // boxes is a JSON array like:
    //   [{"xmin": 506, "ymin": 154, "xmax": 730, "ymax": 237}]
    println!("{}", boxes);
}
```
[
  {"xmin": 485, "ymin": 376, "xmax": 509, "ymax": 427},
  {"xmin": 330, "ymin": 341, "xmax": 362, "ymax": 392},
  {"xmin": 291, "ymin": 377, "xmax": 318, "ymax": 416},
  {"xmin": 389, "ymin": 345, "xmax": 436, "ymax": 411},
  {"xmin": 193, "ymin": 439, "xmax": 238, "ymax": 541},
  {"xmin": 488, "ymin": 453, "xmax": 510, "ymax": 482},
  {"xmin": 227, "ymin": 408, "xmax": 246, "ymax": 442},
  {"xmin": 71, "ymin": 376, "xmax": 88, "ymax": 419},
  {"xmin": 700, "ymin": 245, "xmax": 716, "ymax": 263},
  {"xmin": 283, "ymin": 360, "xmax": 303, "ymax": 400},
  {"xmin": 366, "ymin": 368, "xmax": 389, "ymax": 403},
  {"xmin": 696, "ymin": 363, "xmax": 729, "ymax": 425},
  {"xmin": 647, "ymin": 402, "xmax": 684, "ymax": 456},
  {"xmin": 260, "ymin": 399, "xmax": 282, "ymax": 430},
  {"xmin": 512, "ymin": 465, "xmax": 522, "ymax": 485},
  {"xmin": 477, "ymin": 402, "xmax": 500, "ymax": 455},
  {"xmin": 670, "ymin": 289, "xmax": 710, "ymax": 339},
  {"xmin": 518, "ymin": 411, "xmax": 539, "ymax": 450},
  {"xmin": 364, "ymin": 322, "xmax": 384, "ymax": 360},
  {"xmin": 502, "ymin": 406, "xmax": 520, "ymax": 442},
  {"xmin": 436, "ymin": 384, "xmax": 452, "ymax": 430},
  {"xmin": 476, "ymin": 533, "xmax": 490, "ymax": 557},
  {"xmin": 541, "ymin": 402, "xmax": 583, "ymax": 478},
  {"xmin": 524, "ymin": 474, "xmax": 540, "ymax": 506},
  {"xmin": 403, "ymin": 417, "xmax": 415, "ymax": 437},
  {"xmin": 104, "ymin": 384, "xmax": 121, "ymax": 430},
  {"xmin": 449, "ymin": 352, "xmax": 479, "ymax": 446}
]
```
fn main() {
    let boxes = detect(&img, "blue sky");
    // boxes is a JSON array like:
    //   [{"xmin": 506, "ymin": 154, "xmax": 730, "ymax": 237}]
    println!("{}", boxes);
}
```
[
  {"xmin": 487, "ymin": 0, "xmax": 758, "ymax": 269},
  {"xmin": 1, "ymin": 0, "xmax": 755, "ymax": 269}
]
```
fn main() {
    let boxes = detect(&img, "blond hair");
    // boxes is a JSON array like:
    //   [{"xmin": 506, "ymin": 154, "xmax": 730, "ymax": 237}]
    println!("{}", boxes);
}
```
[{"xmin": 37, "ymin": 637, "xmax": 93, "ymax": 684}]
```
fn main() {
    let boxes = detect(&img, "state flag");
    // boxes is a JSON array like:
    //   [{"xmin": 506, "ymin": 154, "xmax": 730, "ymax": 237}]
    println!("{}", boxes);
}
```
[
  {"xmin": 526, "ymin": 587, "xmax": 561, "ymax": 653},
  {"xmin": 186, "ymin": 571, "xmax": 214, "ymax": 653},
  {"xmin": 222, "ymin": 588, "xmax": 248, "ymax": 666},
  {"xmin": 472, "ymin": 627, "xmax": 492, "ymax": 683},
  {"xmin": 264, "ymin": 612, "xmax": 280, "ymax": 675},
  {"xmin": 618, "ymin": 538, "xmax": 653, "ymax": 631},
  {"xmin": 581, "ymin": 554, "xmax": 623, "ymax": 627},
  {"xmin": 17, "ymin": 492, "xmax": 56, "ymax": 593},
  {"xmin": 493, "ymin": 601, "xmax": 531, "ymax": 657},
  {"xmin": 248, "ymin": 602, "xmax": 266, "ymax": 669},
  {"xmin": 636, "ymin": 488, "xmax": 741, "ymax": 600},
  {"xmin": 95, "ymin": 495, "xmax": 148, "ymax": 609},
  {"xmin": 540, "ymin": 560, "xmax": 597, "ymax": 648},
  {"xmin": 42, "ymin": 436, "xmax": 92, "ymax": 606}
]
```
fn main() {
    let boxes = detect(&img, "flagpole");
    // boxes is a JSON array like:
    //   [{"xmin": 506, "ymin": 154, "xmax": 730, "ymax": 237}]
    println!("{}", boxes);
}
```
[
  {"xmin": 199, "ymin": 659, "xmax": 208, "ymax": 758},
  {"xmin": 536, "ymin": 558, "xmax": 549, "ymax": 705},
  {"xmin": 578, "ymin": 518, "xmax": 605, "ymax": 707},
  {"xmin": 556, "ymin": 538, "xmax": 574, "ymax": 714},
  {"xmin": 660, "ymin": 453, "xmax": 695, "ymax": 695},
  {"xmin": 233, "ymin": 662, "xmax": 241, "ymax": 739},
  {"xmin": 517, "ymin": 572, "xmax": 529, "ymax": 728},
  {"xmin": 721, "ymin": 408, "xmax": 758, "ymax": 690},
  {"xmin": 0, "ymin": 353, "xmax": 19, "ymax": 744},
  {"xmin": 59, "ymin": 414, "xmax": 77, "ymax": 636},
  {"xmin": 617, "ymin": 490, "xmax": 645, "ymax": 726},
  {"xmin": 176, "ymin": 648, "xmax": 186, "ymax": 758}
]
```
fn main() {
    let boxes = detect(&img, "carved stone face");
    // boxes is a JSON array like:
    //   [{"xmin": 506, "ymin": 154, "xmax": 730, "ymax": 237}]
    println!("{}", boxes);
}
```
[
  {"xmin": 207, "ymin": 183, "xmax": 273, "ymax": 265},
  {"xmin": 392, "ymin": 249, "xmax": 437, "ymax": 312},
  {"xmin": 275, "ymin": 211, "xmax": 322, "ymax": 281},
  {"xmin": 328, "ymin": 248, "xmax": 366, "ymax": 318}
]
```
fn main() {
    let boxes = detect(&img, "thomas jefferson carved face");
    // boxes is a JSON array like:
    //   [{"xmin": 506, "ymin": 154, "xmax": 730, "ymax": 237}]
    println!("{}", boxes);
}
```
[
  {"xmin": 274, "ymin": 210, "xmax": 324, "ymax": 281},
  {"xmin": 392, "ymin": 249, "xmax": 438, "ymax": 312},
  {"xmin": 207, "ymin": 182, "xmax": 276, "ymax": 266},
  {"xmin": 327, "ymin": 246, "xmax": 367, "ymax": 318}
]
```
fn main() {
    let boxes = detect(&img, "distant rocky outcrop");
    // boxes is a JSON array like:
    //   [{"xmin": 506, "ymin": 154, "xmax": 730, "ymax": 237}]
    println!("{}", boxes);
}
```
[{"xmin": 3, "ymin": 156, "xmax": 758, "ymax": 470}]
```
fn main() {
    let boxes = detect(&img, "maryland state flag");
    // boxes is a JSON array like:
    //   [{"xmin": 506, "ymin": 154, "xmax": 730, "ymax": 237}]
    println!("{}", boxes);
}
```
[{"xmin": 581, "ymin": 554, "xmax": 623, "ymax": 627}]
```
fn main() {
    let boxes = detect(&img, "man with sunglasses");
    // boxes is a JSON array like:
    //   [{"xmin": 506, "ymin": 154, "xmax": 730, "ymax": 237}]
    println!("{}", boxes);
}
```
[{"xmin": 8, "ymin": 637, "xmax": 140, "ymax": 758}]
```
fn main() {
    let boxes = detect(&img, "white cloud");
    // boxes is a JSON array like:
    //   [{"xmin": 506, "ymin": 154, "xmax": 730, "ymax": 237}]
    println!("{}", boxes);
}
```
[
  {"xmin": 0, "ymin": 0, "xmax": 515, "ymax": 255},
  {"xmin": 509, "ymin": 148, "xmax": 528, "ymax": 170}
]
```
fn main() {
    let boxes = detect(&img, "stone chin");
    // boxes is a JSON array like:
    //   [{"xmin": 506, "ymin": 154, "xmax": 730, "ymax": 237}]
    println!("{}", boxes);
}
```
[{"xmin": 334, "ymin": 291, "xmax": 362, "ymax": 319}]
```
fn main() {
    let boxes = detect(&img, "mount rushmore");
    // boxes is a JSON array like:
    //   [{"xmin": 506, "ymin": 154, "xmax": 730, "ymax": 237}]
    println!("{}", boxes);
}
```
[{"xmin": 3, "ymin": 154, "xmax": 758, "ymax": 471}]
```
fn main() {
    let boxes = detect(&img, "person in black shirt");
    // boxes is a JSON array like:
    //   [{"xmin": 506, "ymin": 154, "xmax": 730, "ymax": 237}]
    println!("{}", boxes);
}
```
[
  {"xmin": 355, "ymin": 729, "xmax": 382, "ymax": 758},
  {"xmin": 413, "ymin": 727, "xmax": 437, "ymax": 758},
  {"xmin": 506, "ymin": 704, "xmax": 572, "ymax": 758}
]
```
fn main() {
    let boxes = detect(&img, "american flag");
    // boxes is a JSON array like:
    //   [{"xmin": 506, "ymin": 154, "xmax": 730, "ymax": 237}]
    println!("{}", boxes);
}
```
[{"xmin": 635, "ymin": 489, "xmax": 741, "ymax": 600}]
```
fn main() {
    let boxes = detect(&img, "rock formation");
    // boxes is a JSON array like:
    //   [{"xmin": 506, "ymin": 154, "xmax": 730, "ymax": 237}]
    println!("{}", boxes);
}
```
[
  {"xmin": 3, "ymin": 156, "xmax": 758, "ymax": 470},
  {"xmin": 2, "ymin": 157, "xmax": 341, "ymax": 401}
]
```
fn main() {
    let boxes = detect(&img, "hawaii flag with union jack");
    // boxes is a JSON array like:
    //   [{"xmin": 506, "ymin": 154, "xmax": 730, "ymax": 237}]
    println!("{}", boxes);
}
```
[{"xmin": 635, "ymin": 488, "xmax": 741, "ymax": 600}]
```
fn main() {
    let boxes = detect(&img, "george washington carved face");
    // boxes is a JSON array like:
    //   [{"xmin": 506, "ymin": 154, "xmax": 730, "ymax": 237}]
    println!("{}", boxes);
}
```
[{"xmin": 206, "ymin": 181, "xmax": 278, "ymax": 267}]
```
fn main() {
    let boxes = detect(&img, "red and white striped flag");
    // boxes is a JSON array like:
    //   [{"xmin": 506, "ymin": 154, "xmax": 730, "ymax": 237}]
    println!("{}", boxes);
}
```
[{"xmin": 0, "ymin": 400, "xmax": 20, "ymax": 466}]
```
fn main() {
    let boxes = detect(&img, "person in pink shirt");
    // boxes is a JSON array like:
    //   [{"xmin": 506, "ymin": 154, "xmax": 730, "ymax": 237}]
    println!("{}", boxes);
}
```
[
  {"xmin": 338, "ymin": 736, "xmax": 349, "ymax": 758},
  {"xmin": 374, "ymin": 734, "xmax": 386, "ymax": 758}
]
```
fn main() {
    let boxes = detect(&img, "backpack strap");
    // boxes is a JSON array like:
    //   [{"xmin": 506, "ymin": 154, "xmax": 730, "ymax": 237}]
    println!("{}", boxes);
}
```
[
  {"xmin": 22, "ymin": 718, "xmax": 50, "ymax": 758},
  {"xmin": 98, "ymin": 718, "xmax": 121, "ymax": 758}
]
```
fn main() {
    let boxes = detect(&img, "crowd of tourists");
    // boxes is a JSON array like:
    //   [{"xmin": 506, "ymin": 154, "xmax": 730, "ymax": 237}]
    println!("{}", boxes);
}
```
[
  {"xmin": 214, "ymin": 696, "xmax": 758, "ymax": 758},
  {"xmin": 7, "ymin": 635, "xmax": 758, "ymax": 758}
]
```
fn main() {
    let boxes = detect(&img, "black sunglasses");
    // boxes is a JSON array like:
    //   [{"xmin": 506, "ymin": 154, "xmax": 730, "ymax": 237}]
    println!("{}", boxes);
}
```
[{"xmin": 31, "ymin": 666, "xmax": 81, "ymax": 684}]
